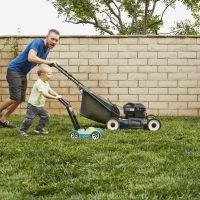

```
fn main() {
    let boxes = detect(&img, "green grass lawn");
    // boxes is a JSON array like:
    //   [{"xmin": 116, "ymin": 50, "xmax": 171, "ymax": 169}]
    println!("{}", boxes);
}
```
[{"xmin": 0, "ymin": 115, "xmax": 200, "ymax": 200}]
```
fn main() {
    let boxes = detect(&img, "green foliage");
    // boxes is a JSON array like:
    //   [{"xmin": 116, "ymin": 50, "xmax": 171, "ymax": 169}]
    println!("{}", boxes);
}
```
[
  {"xmin": 171, "ymin": 19, "xmax": 200, "ymax": 35},
  {"xmin": 10, "ymin": 38, "xmax": 19, "ymax": 58},
  {"xmin": 1, "ymin": 115, "xmax": 200, "ymax": 199},
  {"xmin": 169, "ymin": 0, "xmax": 200, "ymax": 35},
  {"xmin": 0, "ymin": 37, "xmax": 19, "ymax": 58}
]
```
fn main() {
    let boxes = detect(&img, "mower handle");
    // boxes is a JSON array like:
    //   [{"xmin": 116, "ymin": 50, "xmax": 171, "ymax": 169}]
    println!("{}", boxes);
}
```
[{"xmin": 48, "ymin": 63, "xmax": 87, "ymax": 91}]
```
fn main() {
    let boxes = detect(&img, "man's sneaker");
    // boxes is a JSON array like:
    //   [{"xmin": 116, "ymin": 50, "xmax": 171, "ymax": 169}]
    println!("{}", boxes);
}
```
[
  {"xmin": 19, "ymin": 130, "xmax": 28, "ymax": 137},
  {"xmin": 34, "ymin": 128, "xmax": 49, "ymax": 135},
  {"xmin": 0, "ymin": 121, "xmax": 16, "ymax": 128}
]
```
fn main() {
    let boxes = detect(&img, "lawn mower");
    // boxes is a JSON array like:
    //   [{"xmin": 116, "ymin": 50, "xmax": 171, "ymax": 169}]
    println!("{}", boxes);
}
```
[
  {"xmin": 51, "ymin": 63, "xmax": 161, "ymax": 131},
  {"xmin": 58, "ymin": 98, "xmax": 103, "ymax": 139}
]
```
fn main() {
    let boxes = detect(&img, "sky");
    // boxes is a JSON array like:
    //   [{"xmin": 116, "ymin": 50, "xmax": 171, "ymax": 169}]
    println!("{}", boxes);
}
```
[{"xmin": 0, "ymin": 0, "xmax": 194, "ymax": 36}]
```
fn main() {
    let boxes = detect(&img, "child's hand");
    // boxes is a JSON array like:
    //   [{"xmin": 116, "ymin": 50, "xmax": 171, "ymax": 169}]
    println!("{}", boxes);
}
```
[{"xmin": 56, "ymin": 95, "xmax": 62, "ymax": 99}]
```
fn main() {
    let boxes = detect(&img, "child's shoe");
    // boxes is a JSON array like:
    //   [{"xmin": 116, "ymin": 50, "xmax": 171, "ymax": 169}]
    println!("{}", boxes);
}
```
[
  {"xmin": 19, "ymin": 130, "xmax": 29, "ymax": 137},
  {"xmin": 34, "ymin": 128, "xmax": 48, "ymax": 135}
]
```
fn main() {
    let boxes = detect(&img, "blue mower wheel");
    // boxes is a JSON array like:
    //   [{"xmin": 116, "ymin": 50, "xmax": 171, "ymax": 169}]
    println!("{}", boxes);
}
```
[
  {"xmin": 91, "ymin": 131, "xmax": 101, "ymax": 140},
  {"xmin": 70, "ymin": 130, "xmax": 79, "ymax": 139}
]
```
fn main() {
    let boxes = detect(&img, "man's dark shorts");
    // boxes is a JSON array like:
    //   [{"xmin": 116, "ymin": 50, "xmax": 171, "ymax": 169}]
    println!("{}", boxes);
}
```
[{"xmin": 6, "ymin": 69, "xmax": 27, "ymax": 101}]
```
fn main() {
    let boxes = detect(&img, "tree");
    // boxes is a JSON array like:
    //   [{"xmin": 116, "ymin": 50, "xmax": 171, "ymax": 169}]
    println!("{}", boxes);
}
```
[
  {"xmin": 170, "ymin": 0, "xmax": 200, "ymax": 35},
  {"xmin": 170, "ymin": 19, "xmax": 200, "ymax": 35},
  {"xmin": 47, "ymin": 0, "xmax": 198, "ymax": 35}
]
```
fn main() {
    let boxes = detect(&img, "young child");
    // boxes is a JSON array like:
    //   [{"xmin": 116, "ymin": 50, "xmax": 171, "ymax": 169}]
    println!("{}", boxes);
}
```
[{"xmin": 19, "ymin": 64, "xmax": 62, "ymax": 136}]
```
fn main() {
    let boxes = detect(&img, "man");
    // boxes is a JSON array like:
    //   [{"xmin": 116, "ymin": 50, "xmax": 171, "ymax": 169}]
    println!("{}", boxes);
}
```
[{"xmin": 0, "ymin": 29, "xmax": 60, "ymax": 128}]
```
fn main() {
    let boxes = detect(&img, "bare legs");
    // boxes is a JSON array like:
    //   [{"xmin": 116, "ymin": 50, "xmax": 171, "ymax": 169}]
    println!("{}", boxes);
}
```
[{"xmin": 0, "ymin": 99, "xmax": 22, "ymax": 122}]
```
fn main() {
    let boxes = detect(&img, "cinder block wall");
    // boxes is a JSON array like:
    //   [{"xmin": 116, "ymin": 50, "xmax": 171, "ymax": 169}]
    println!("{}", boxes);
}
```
[{"xmin": 1, "ymin": 35, "xmax": 200, "ymax": 116}]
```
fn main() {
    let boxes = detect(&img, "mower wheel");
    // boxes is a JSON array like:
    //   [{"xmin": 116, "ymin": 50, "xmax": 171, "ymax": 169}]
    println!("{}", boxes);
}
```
[
  {"xmin": 70, "ymin": 130, "xmax": 79, "ymax": 139},
  {"xmin": 91, "ymin": 131, "xmax": 100, "ymax": 140},
  {"xmin": 147, "ymin": 119, "xmax": 161, "ymax": 131},
  {"xmin": 106, "ymin": 118, "xmax": 120, "ymax": 131}
]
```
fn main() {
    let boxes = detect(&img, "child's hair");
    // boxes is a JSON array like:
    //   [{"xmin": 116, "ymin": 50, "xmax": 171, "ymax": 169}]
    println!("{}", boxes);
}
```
[
  {"xmin": 37, "ymin": 67, "xmax": 44, "ymax": 76},
  {"xmin": 37, "ymin": 64, "xmax": 51, "ymax": 76}
]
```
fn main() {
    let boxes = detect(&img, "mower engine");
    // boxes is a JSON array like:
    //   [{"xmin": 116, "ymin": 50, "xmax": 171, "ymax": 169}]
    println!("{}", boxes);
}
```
[
  {"xmin": 120, "ymin": 103, "xmax": 147, "ymax": 129},
  {"xmin": 123, "ymin": 103, "xmax": 146, "ymax": 118}
]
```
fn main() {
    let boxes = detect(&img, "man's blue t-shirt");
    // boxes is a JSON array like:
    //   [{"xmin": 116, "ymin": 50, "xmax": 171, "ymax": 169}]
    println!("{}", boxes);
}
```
[{"xmin": 8, "ymin": 38, "xmax": 50, "ymax": 75}]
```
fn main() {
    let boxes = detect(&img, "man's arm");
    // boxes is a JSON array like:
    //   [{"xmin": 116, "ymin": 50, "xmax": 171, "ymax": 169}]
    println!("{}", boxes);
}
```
[{"xmin": 28, "ymin": 49, "xmax": 52, "ymax": 65}]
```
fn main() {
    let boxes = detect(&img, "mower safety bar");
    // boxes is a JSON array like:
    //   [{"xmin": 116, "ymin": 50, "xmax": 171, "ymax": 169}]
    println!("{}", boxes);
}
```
[{"xmin": 49, "ymin": 63, "xmax": 87, "ymax": 91}]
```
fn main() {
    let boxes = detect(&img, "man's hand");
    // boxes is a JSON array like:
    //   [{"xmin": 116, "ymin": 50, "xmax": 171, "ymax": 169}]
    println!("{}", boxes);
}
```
[
  {"xmin": 48, "ymin": 60, "xmax": 58, "ymax": 67},
  {"xmin": 55, "ymin": 95, "xmax": 62, "ymax": 99}
]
